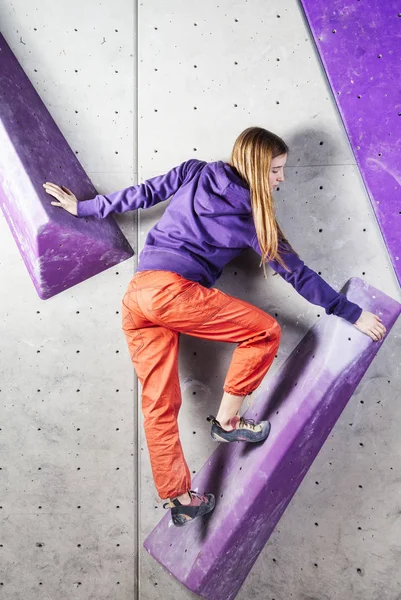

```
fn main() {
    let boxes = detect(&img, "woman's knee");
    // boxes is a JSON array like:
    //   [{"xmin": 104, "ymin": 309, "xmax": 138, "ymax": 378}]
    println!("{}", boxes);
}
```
[
  {"xmin": 270, "ymin": 317, "xmax": 281, "ymax": 341},
  {"xmin": 258, "ymin": 316, "xmax": 281, "ymax": 349}
]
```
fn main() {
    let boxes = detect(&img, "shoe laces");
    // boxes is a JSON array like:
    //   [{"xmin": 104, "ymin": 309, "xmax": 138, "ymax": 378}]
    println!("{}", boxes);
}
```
[
  {"xmin": 236, "ymin": 416, "xmax": 260, "ymax": 431},
  {"xmin": 189, "ymin": 489, "xmax": 208, "ymax": 502},
  {"xmin": 163, "ymin": 490, "xmax": 207, "ymax": 509}
]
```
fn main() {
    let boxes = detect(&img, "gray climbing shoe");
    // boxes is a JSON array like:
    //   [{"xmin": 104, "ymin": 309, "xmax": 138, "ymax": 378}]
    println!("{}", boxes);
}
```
[{"xmin": 207, "ymin": 414, "xmax": 271, "ymax": 443}]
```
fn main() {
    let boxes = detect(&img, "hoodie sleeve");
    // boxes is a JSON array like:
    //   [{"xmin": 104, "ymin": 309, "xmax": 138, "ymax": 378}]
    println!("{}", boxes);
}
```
[
  {"xmin": 77, "ymin": 159, "xmax": 201, "ymax": 219},
  {"xmin": 250, "ymin": 234, "xmax": 363, "ymax": 324}
]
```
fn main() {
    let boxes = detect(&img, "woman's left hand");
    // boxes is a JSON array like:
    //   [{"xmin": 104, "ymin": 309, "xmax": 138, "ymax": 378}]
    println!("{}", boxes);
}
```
[
  {"xmin": 354, "ymin": 310, "xmax": 386, "ymax": 341},
  {"xmin": 43, "ymin": 182, "xmax": 78, "ymax": 216}
]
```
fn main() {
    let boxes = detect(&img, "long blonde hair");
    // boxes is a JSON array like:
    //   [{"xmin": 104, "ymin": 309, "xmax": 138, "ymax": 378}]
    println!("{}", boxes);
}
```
[{"xmin": 229, "ymin": 126, "xmax": 293, "ymax": 275}]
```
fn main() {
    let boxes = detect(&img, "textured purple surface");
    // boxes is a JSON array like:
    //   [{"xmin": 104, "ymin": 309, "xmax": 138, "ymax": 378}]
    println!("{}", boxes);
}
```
[
  {"xmin": 0, "ymin": 34, "xmax": 133, "ymax": 299},
  {"xmin": 144, "ymin": 278, "xmax": 401, "ymax": 600},
  {"xmin": 299, "ymin": 1, "xmax": 401, "ymax": 287}
]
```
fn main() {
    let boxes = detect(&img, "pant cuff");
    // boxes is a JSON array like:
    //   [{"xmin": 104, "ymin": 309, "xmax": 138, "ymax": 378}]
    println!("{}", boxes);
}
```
[
  {"xmin": 223, "ymin": 385, "xmax": 258, "ymax": 396},
  {"xmin": 162, "ymin": 488, "xmax": 190, "ymax": 501}
]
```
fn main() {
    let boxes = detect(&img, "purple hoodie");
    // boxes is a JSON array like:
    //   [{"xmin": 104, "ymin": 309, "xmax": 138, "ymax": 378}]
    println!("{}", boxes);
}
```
[{"xmin": 77, "ymin": 159, "xmax": 363, "ymax": 324}]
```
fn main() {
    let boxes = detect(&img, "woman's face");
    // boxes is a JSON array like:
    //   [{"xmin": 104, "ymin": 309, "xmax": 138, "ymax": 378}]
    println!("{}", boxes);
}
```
[{"xmin": 269, "ymin": 153, "xmax": 287, "ymax": 190}]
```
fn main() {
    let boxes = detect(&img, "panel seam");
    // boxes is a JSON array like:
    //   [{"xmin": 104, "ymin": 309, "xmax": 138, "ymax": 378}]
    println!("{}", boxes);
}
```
[{"xmin": 134, "ymin": 1, "xmax": 140, "ymax": 598}]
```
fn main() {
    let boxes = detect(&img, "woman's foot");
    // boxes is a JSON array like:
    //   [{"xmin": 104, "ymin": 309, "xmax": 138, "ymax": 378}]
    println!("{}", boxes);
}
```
[
  {"xmin": 163, "ymin": 490, "xmax": 216, "ymax": 527},
  {"xmin": 207, "ymin": 414, "xmax": 271, "ymax": 443}
]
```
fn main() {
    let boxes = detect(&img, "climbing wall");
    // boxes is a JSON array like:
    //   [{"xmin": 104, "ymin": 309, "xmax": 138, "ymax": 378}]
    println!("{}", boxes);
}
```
[{"xmin": 0, "ymin": 1, "xmax": 401, "ymax": 600}]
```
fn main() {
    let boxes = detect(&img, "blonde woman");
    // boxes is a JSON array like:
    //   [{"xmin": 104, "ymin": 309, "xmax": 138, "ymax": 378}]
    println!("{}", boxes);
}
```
[{"xmin": 44, "ymin": 127, "xmax": 386, "ymax": 526}]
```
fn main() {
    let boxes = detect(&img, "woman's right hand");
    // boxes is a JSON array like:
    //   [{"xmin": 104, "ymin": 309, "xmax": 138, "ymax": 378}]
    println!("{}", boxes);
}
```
[
  {"xmin": 354, "ymin": 310, "xmax": 386, "ymax": 341},
  {"xmin": 43, "ymin": 182, "xmax": 78, "ymax": 216}
]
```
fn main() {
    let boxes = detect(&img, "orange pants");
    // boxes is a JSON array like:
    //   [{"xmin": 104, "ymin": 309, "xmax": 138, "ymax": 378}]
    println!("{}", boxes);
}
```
[{"xmin": 121, "ymin": 270, "xmax": 281, "ymax": 499}]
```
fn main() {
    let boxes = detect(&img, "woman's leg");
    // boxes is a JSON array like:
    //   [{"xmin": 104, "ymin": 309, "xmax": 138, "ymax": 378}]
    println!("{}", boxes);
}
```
[
  {"xmin": 122, "ymin": 295, "xmax": 191, "ymax": 501},
  {"xmin": 122, "ymin": 270, "xmax": 280, "ymax": 500}
]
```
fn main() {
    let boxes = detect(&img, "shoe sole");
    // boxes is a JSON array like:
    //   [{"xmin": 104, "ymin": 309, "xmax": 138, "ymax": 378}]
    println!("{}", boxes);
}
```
[{"xmin": 211, "ymin": 421, "xmax": 271, "ymax": 443}]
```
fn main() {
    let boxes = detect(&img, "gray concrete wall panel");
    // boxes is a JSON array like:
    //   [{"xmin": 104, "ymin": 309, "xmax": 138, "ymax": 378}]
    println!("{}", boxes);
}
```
[
  {"xmin": 0, "ymin": 1, "xmax": 137, "ymax": 598},
  {"xmin": 138, "ymin": 2, "xmax": 401, "ymax": 600}
]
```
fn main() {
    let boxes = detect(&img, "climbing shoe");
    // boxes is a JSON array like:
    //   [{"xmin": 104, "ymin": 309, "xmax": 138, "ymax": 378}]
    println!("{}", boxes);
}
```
[
  {"xmin": 163, "ymin": 490, "xmax": 216, "ymax": 527},
  {"xmin": 207, "ymin": 414, "xmax": 271, "ymax": 443}
]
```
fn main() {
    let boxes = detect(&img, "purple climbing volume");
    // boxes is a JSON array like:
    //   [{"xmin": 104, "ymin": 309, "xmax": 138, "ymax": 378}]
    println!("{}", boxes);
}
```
[
  {"xmin": 299, "ymin": 0, "xmax": 401, "ymax": 287},
  {"xmin": 0, "ymin": 33, "xmax": 133, "ymax": 299},
  {"xmin": 144, "ymin": 278, "xmax": 401, "ymax": 600}
]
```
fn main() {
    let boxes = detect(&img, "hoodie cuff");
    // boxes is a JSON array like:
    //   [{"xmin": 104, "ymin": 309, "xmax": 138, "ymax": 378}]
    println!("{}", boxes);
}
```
[
  {"xmin": 339, "ymin": 300, "xmax": 363, "ymax": 324},
  {"xmin": 77, "ymin": 196, "xmax": 101, "ymax": 218}
]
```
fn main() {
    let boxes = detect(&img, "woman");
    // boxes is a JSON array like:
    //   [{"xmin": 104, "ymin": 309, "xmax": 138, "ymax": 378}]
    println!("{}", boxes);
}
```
[{"xmin": 44, "ymin": 127, "xmax": 386, "ymax": 527}]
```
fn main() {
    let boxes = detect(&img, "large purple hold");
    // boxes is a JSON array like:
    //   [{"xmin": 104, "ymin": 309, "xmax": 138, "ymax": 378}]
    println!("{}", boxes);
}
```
[
  {"xmin": 299, "ymin": 1, "xmax": 401, "ymax": 287},
  {"xmin": 0, "ymin": 34, "xmax": 133, "ymax": 299},
  {"xmin": 144, "ymin": 278, "xmax": 401, "ymax": 600}
]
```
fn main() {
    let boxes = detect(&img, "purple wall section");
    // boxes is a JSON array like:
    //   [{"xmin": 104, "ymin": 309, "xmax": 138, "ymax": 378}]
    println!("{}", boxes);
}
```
[
  {"xmin": 299, "ymin": 1, "xmax": 401, "ymax": 287},
  {"xmin": 144, "ymin": 278, "xmax": 401, "ymax": 600},
  {"xmin": 0, "ymin": 34, "xmax": 133, "ymax": 299}
]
